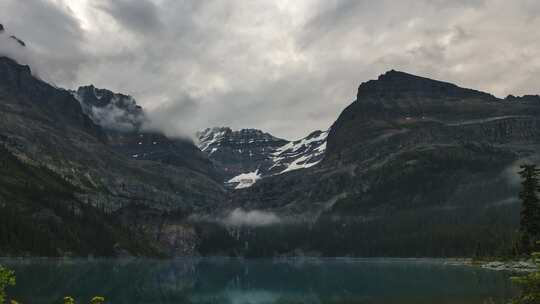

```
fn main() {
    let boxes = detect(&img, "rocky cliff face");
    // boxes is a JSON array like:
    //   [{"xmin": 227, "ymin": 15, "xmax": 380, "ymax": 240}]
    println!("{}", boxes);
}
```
[
  {"xmin": 73, "ymin": 85, "xmax": 220, "ymax": 179},
  {"xmin": 0, "ymin": 56, "xmax": 225, "ymax": 257},
  {"xmin": 326, "ymin": 70, "xmax": 539, "ymax": 160},
  {"xmin": 73, "ymin": 85, "xmax": 146, "ymax": 132},
  {"xmin": 197, "ymin": 127, "xmax": 327, "ymax": 188},
  {"xmin": 219, "ymin": 70, "xmax": 540, "ymax": 257},
  {"xmin": 197, "ymin": 127, "xmax": 286, "ymax": 183},
  {"xmin": 0, "ymin": 24, "xmax": 26, "ymax": 47},
  {"xmin": 234, "ymin": 71, "xmax": 540, "ymax": 212}
]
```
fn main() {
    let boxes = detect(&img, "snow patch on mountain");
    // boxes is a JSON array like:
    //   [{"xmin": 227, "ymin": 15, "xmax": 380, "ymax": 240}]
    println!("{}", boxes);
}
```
[
  {"xmin": 197, "ymin": 127, "xmax": 230, "ymax": 152},
  {"xmin": 197, "ymin": 127, "xmax": 328, "ymax": 188},
  {"xmin": 227, "ymin": 170, "xmax": 262, "ymax": 189},
  {"xmin": 271, "ymin": 130, "xmax": 328, "ymax": 174}
]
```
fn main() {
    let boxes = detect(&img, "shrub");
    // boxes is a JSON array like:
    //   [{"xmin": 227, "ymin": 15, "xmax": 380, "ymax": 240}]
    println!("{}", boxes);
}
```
[
  {"xmin": 511, "ymin": 252, "xmax": 540, "ymax": 303},
  {"xmin": 0, "ymin": 266, "xmax": 15, "ymax": 304},
  {"xmin": 90, "ymin": 296, "xmax": 105, "ymax": 304},
  {"xmin": 63, "ymin": 296, "xmax": 75, "ymax": 304}
]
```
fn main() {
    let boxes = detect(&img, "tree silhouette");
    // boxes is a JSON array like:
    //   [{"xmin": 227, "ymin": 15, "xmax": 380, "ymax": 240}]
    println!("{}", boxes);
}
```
[{"xmin": 518, "ymin": 164, "xmax": 540, "ymax": 253}]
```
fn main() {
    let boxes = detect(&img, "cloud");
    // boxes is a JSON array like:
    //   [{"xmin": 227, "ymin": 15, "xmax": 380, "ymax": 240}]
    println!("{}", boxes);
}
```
[
  {"xmin": 94, "ymin": 0, "xmax": 162, "ymax": 34},
  {"xmin": 76, "ymin": 96, "xmax": 146, "ymax": 132},
  {"xmin": 143, "ymin": 93, "xmax": 202, "ymax": 138},
  {"xmin": 2, "ymin": 0, "xmax": 540, "ymax": 139},
  {"xmin": 222, "ymin": 208, "xmax": 281, "ymax": 227},
  {"xmin": 0, "ymin": 0, "xmax": 89, "ymax": 85}
]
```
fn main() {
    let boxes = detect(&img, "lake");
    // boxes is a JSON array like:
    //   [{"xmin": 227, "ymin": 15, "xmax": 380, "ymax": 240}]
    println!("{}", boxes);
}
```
[{"xmin": 0, "ymin": 258, "xmax": 516, "ymax": 304}]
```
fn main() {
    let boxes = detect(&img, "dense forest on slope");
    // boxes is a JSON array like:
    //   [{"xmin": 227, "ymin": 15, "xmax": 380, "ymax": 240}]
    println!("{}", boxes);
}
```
[{"xmin": 0, "ymin": 146, "xmax": 160, "ymax": 257}]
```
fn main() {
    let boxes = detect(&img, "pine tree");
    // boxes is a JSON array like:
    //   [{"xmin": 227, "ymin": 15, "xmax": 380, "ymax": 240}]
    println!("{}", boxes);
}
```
[{"xmin": 519, "ymin": 164, "xmax": 540, "ymax": 253}]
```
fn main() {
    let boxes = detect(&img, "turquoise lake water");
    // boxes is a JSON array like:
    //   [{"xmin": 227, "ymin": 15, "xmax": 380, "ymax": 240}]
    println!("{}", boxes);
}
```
[{"xmin": 0, "ymin": 258, "xmax": 516, "ymax": 304}]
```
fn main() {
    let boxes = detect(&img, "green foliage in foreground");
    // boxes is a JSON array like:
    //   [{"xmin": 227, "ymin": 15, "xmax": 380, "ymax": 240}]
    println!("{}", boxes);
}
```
[
  {"xmin": 511, "ymin": 252, "xmax": 540, "ymax": 303},
  {"xmin": 0, "ymin": 265, "xmax": 15, "ymax": 304},
  {"xmin": 63, "ymin": 296, "xmax": 105, "ymax": 304},
  {"xmin": 1, "ymin": 265, "xmax": 106, "ymax": 304}
]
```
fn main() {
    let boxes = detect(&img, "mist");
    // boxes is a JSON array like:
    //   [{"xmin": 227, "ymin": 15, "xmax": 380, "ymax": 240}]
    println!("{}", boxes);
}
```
[{"xmin": 223, "ymin": 208, "xmax": 281, "ymax": 227}]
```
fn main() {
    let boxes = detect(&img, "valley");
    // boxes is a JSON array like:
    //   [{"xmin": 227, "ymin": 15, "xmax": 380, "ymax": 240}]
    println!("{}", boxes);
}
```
[{"xmin": 0, "ymin": 26, "xmax": 538, "ymax": 258}]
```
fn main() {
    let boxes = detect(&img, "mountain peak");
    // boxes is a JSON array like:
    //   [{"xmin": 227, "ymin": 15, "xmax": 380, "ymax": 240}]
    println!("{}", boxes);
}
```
[
  {"xmin": 73, "ymin": 85, "xmax": 145, "ymax": 131},
  {"xmin": 0, "ymin": 56, "xmax": 37, "ymax": 94},
  {"xmin": 0, "ymin": 56, "xmax": 31, "ymax": 76},
  {"xmin": 197, "ymin": 126, "xmax": 327, "ymax": 188},
  {"xmin": 377, "ymin": 69, "xmax": 447, "ymax": 83},
  {"xmin": 357, "ymin": 70, "xmax": 495, "ymax": 101},
  {"xmin": 9, "ymin": 35, "xmax": 26, "ymax": 47},
  {"xmin": 504, "ymin": 94, "xmax": 540, "ymax": 104},
  {"xmin": 0, "ymin": 24, "xmax": 26, "ymax": 47}
]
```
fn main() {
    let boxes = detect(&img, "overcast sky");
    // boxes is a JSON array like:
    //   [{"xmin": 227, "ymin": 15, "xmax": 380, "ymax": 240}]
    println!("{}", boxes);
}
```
[{"xmin": 1, "ymin": 0, "xmax": 539, "ymax": 139}]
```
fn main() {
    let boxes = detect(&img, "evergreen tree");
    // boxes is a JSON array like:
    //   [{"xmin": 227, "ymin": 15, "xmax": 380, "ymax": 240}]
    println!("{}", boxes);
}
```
[{"xmin": 519, "ymin": 164, "xmax": 540, "ymax": 253}]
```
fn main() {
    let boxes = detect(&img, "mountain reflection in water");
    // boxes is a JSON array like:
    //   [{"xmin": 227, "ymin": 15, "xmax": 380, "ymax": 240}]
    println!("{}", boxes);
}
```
[{"xmin": 1, "ymin": 258, "xmax": 516, "ymax": 304}]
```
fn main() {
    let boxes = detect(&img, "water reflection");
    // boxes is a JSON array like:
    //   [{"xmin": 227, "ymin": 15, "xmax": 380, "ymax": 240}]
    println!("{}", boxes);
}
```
[{"xmin": 1, "ymin": 258, "xmax": 515, "ymax": 304}]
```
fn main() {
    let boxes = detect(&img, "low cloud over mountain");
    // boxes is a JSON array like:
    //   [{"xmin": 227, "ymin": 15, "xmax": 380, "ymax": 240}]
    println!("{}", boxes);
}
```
[{"xmin": 2, "ymin": 0, "xmax": 540, "ymax": 139}]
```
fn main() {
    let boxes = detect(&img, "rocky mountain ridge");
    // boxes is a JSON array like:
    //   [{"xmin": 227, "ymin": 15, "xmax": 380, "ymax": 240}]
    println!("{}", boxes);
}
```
[
  {"xmin": 196, "ymin": 127, "xmax": 327, "ymax": 188},
  {"xmin": 72, "ymin": 85, "xmax": 146, "ymax": 132},
  {"xmin": 0, "ymin": 24, "xmax": 26, "ymax": 47},
  {"xmin": 73, "ymin": 85, "xmax": 220, "ymax": 179},
  {"xmin": 1, "ymin": 27, "xmax": 539, "ymax": 257},
  {"xmin": 234, "ymin": 70, "xmax": 540, "ymax": 213},
  {"xmin": 214, "ymin": 70, "xmax": 540, "ymax": 257},
  {"xmin": 0, "ymin": 55, "xmax": 225, "ymax": 257}
]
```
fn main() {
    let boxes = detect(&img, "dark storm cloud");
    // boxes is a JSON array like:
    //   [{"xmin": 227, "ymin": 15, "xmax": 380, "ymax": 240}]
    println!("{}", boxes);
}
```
[
  {"xmin": 1, "ymin": 0, "xmax": 540, "ymax": 139},
  {"xmin": 94, "ymin": 0, "xmax": 162, "ymax": 34}
]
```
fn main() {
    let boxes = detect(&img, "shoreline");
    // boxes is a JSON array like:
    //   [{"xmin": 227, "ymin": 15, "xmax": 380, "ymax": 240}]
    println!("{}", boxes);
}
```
[
  {"xmin": 0, "ymin": 256, "xmax": 537, "ymax": 272},
  {"xmin": 444, "ymin": 258, "xmax": 538, "ymax": 273}
]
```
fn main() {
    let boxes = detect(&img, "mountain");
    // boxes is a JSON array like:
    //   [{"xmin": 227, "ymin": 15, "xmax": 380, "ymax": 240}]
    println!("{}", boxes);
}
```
[
  {"xmin": 196, "ymin": 127, "xmax": 287, "ymax": 185},
  {"xmin": 0, "ymin": 55, "xmax": 226, "ymax": 257},
  {"xmin": 72, "ymin": 85, "xmax": 146, "ymax": 132},
  {"xmin": 73, "ymin": 85, "xmax": 220, "ymax": 179},
  {"xmin": 202, "ymin": 70, "xmax": 540, "ymax": 257},
  {"xmin": 2, "ymin": 27, "xmax": 539, "ymax": 258},
  {"xmin": 271, "ymin": 130, "xmax": 328, "ymax": 174},
  {"xmin": 196, "ymin": 127, "xmax": 327, "ymax": 188}
]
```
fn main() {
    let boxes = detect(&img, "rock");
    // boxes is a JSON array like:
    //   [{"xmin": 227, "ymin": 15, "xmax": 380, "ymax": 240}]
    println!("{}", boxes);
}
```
[
  {"xmin": 197, "ymin": 127, "xmax": 287, "ymax": 180},
  {"xmin": 9, "ymin": 35, "xmax": 25, "ymax": 47},
  {"xmin": 481, "ymin": 261, "xmax": 537, "ymax": 273},
  {"xmin": 73, "ymin": 85, "xmax": 220, "ymax": 178},
  {"xmin": 197, "ymin": 127, "xmax": 328, "ymax": 186},
  {"xmin": 505, "ymin": 94, "xmax": 540, "ymax": 104}
]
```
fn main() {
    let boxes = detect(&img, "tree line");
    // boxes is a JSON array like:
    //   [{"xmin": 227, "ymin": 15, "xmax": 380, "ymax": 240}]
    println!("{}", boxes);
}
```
[{"xmin": 518, "ymin": 164, "xmax": 540, "ymax": 254}]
